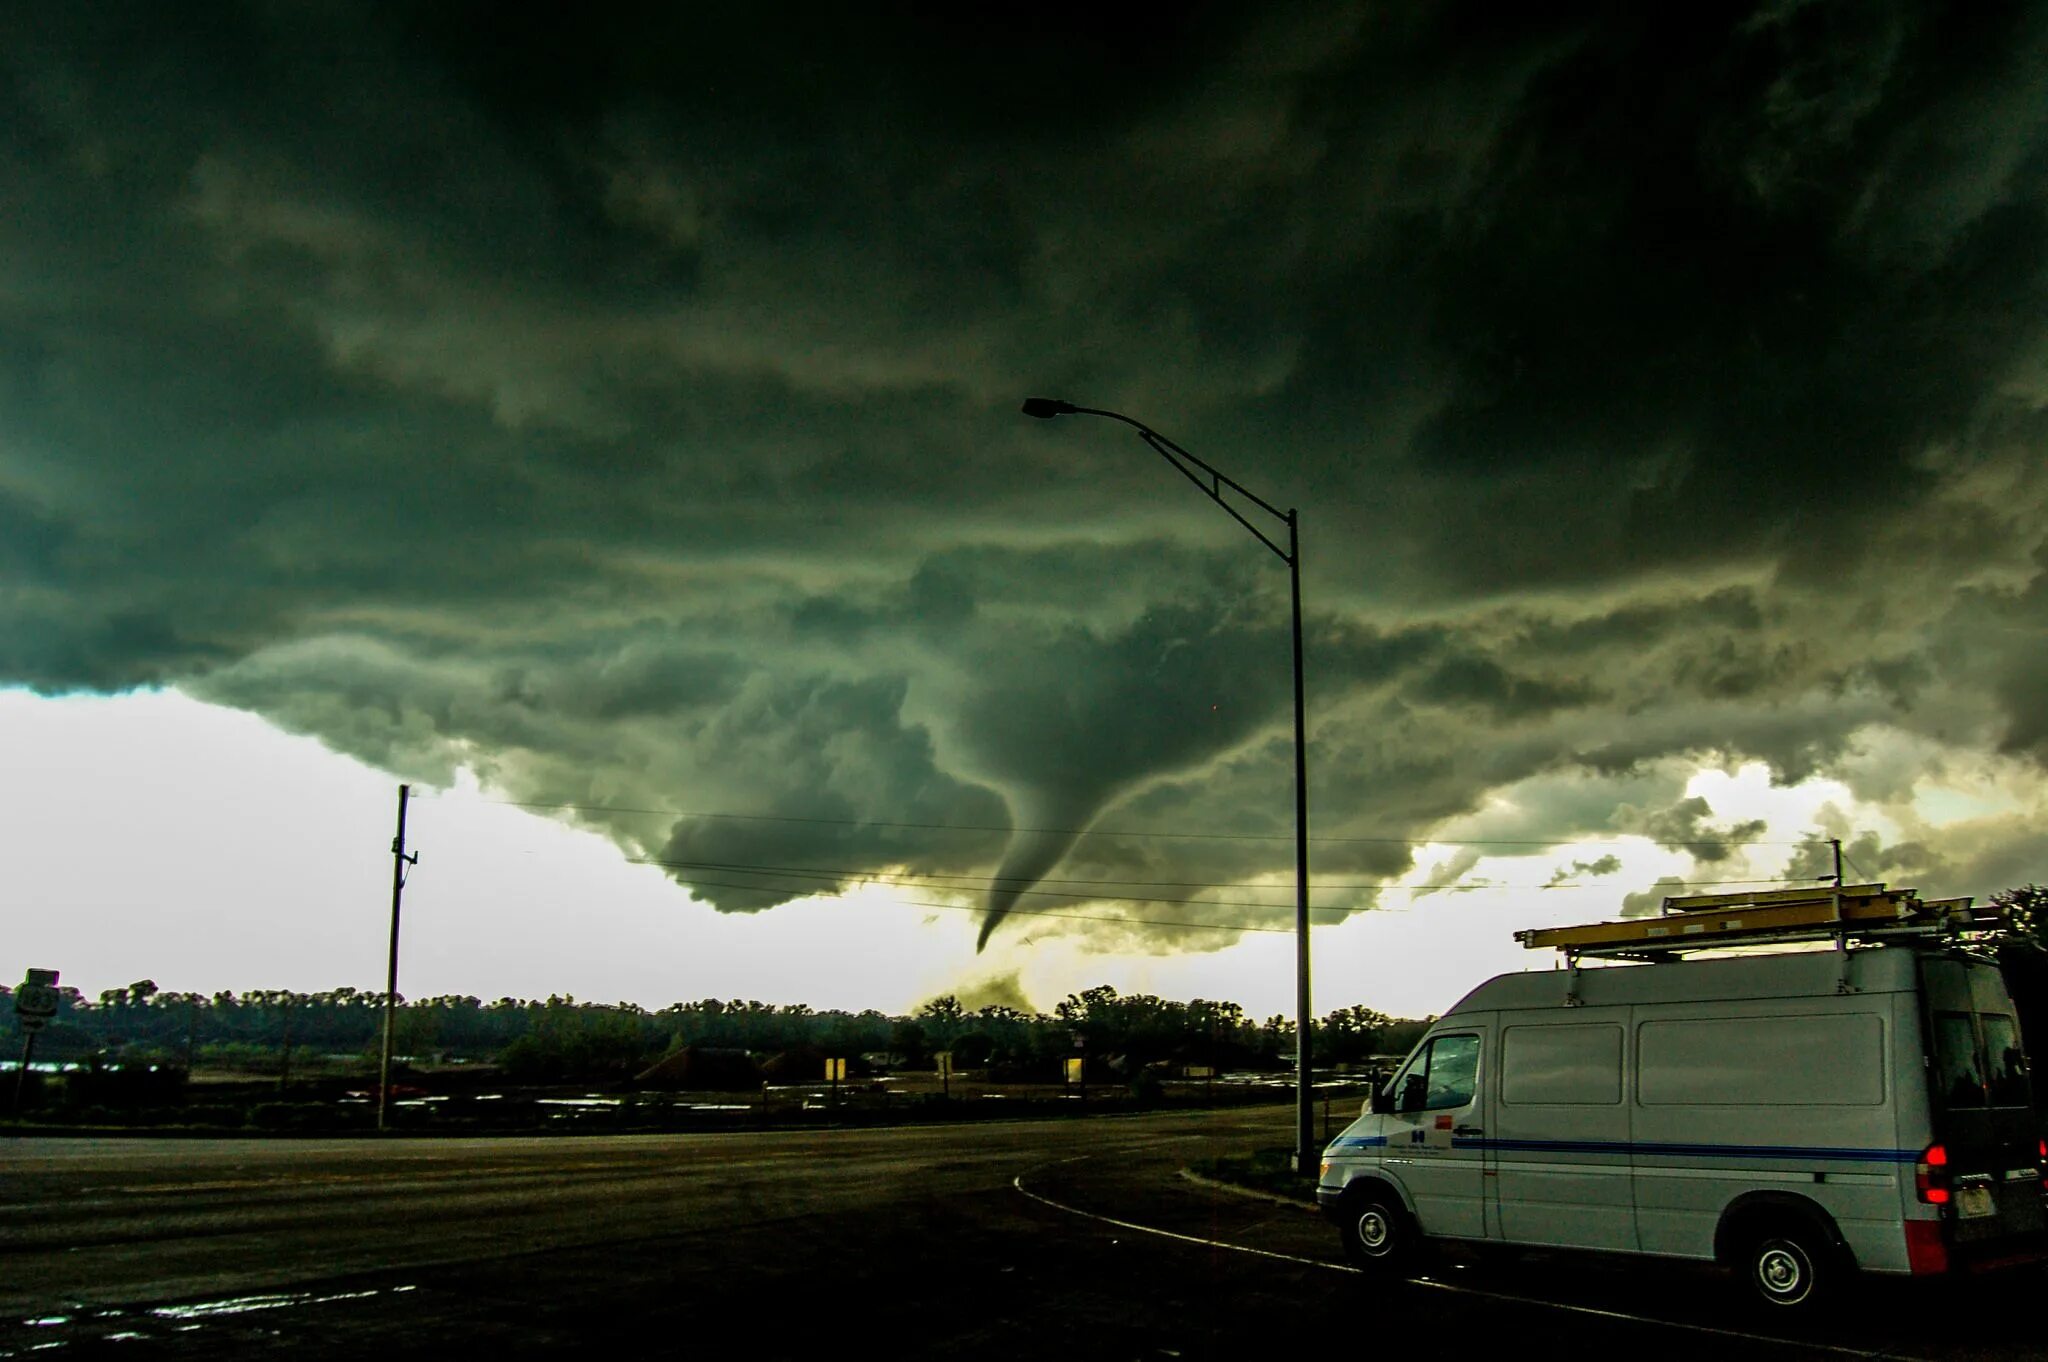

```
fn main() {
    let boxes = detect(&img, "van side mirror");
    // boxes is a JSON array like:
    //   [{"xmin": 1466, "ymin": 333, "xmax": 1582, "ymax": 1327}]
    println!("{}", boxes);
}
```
[{"xmin": 1368, "ymin": 1084, "xmax": 1392, "ymax": 1115}]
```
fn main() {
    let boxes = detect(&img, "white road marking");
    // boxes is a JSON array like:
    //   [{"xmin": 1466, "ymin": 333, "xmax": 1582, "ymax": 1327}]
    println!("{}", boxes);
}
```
[{"xmin": 1012, "ymin": 1161, "xmax": 1922, "ymax": 1361}]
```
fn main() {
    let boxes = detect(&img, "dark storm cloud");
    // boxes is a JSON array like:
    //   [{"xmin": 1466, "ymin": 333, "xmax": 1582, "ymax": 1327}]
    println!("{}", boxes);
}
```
[
  {"xmin": 5, "ymin": 2, "xmax": 2048, "ymax": 950},
  {"xmin": 1621, "ymin": 877, "xmax": 1694, "ymax": 919},
  {"xmin": 1614, "ymin": 795, "xmax": 1768, "ymax": 864},
  {"xmin": 1546, "ymin": 855, "xmax": 1622, "ymax": 888}
]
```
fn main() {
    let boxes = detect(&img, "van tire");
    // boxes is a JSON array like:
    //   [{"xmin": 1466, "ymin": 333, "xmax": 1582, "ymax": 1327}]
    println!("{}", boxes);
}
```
[
  {"xmin": 1742, "ymin": 1224, "xmax": 1833, "ymax": 1310},
  {"xmin": 1339, "ymin": 1189, "xmax": 1418, "ymax": 1277}
]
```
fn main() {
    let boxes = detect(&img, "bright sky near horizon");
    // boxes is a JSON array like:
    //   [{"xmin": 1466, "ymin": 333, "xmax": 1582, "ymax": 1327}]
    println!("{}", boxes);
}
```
[{"xmin": 7, "ymin": 686, "xmax": 2038, "ymax": 1022}]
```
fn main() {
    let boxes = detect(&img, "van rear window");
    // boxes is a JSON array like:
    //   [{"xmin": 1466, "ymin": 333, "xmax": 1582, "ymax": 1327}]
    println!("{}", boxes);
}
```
[
  {"xmin": 1638, "ymin": 1014, "xmax": 1884, "ymax": 1106},
  {"xmin": 1934, "ymin": 1009, "xmax": 2033, "ymax": 1110}
]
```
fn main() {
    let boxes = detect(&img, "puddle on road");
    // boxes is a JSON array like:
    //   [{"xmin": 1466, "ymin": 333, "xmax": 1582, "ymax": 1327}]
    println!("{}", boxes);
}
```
[
  {"xmin": 3, "ymin": 1285, "xmax": 417, "ymax": 1356},
  {"xmin": 152, "ymin": 1284, "xmax": 416, "ymax": 1320}
]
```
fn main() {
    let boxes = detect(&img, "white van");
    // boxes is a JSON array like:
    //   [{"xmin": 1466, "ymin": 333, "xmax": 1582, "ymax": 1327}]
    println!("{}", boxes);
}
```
[{"xmin": 1316, "ymin": 889, "xmax": 2048, "ymax": 1309}]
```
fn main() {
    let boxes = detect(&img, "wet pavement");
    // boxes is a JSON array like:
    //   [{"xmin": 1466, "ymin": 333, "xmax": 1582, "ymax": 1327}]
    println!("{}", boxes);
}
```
[{"xmin": 4, "ymin": 1111, "xmax": 2043, "ymax": 1359}]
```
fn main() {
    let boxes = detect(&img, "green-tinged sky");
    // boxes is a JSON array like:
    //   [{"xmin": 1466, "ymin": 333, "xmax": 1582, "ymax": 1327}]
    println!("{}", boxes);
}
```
[{"xmin": 3, "ymin": 3, "xmax": 2046, "ymax": 1018}]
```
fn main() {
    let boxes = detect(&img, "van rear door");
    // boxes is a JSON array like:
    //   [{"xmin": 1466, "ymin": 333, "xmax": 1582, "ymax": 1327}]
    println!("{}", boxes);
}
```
[{"xmin": 1920, "ymin": 956, "xmax": 2046, "ymax": 1258}]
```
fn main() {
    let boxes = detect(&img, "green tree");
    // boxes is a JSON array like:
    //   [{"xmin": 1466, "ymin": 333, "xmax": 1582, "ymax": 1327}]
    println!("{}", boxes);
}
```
[
  {"xmin": 917, "ymin": 995, "xmax": 966, "ymax": 1062},
  {"xmin": 1317, "ymin": 1004, "xmax": 1393, "ymax": 1063},
  {"xmin": 1992, "ymin": 884, "xmax": 2048, "ymax": 1121},
  {"xmin": 1992, "ymin": 884, "xmax": 2048, "ymax": 948}
]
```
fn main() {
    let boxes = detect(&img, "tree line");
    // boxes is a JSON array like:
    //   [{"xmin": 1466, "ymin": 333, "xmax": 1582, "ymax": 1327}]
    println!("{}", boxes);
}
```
[
  {"xmin": 21, "ymin": 884, "xmax": 2038, "ymax": 1089},
  {"xmin": 0, "ymin": 977, "xmax": 1433, "ymax": 1084}
]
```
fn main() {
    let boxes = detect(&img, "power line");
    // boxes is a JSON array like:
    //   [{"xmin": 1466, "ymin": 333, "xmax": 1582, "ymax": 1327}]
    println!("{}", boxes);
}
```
[
  {"xmin": 657, "ymin": 873, "xmax": 1303, "ymax": 936},
  {"xmin": 649, "ymin": 869, "xmax": 1824, "ymax": 938},
  {"xmin": 641, "ymin": 859, "xmax": 1361, "ymax": 915},
  {"xmin": 636, "ymin": 855, "xmax": 1817, "ymax": 901},
  {"xmin": 485, "ymin": 797, "xmax": 1808, "ymax": 849}
]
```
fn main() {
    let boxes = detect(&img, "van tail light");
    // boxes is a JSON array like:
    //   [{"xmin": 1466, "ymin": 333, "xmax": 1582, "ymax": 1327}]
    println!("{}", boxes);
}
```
[
  {"xmin": 1916, "ymin": 1142, "xmax": 1951, "ymax": 1205},
  {"xmin": 2039, "ymin": 1139, "xmax": 2046, "ymax": 1191}
]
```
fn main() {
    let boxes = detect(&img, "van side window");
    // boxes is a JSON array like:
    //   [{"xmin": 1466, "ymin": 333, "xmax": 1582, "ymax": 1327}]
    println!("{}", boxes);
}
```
[
  {"xmin": 1638, "ymin": 1014, "xmax": 1884, "ymax": 1106},
  {"xmin": 1397, "ymin": 1033, "xmax": 1480, "ymax": 1112},
  {"xmin": 1503, "ymin": 1024, "xmax": 1622, "ymax": 1105}
]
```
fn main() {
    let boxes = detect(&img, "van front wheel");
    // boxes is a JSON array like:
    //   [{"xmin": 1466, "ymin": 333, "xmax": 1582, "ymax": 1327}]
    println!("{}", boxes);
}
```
[
  {"xmin": 1340, "ymin": 1191, "xmax": 1417, "ymax": 1277},
  {"xmin": 1745, "ymin": 1226, "xmax": 1831, "ymax": 1310}
]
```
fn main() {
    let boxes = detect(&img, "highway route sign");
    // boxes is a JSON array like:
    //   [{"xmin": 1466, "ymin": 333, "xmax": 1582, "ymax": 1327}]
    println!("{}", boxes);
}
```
[{"xmin": 14, "ymin": 968, "xmax": 59, "ymax": 1032}]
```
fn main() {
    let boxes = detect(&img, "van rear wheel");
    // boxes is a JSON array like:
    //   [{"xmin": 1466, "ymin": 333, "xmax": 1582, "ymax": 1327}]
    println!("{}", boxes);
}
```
[
  {"xmin": 1340, "ymin": 1190, "xmax": 1418, "ymax": 1277},
  {"xmin": 1744, "ymin": 1225, "xmax": 1832, "ymax": 1310}
]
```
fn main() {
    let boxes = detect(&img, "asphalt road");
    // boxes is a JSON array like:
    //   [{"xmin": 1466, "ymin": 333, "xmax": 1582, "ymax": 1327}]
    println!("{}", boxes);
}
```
[{"xmin": 3, "ymin": 1108, "xmax": 2041, "ymax": 1360}]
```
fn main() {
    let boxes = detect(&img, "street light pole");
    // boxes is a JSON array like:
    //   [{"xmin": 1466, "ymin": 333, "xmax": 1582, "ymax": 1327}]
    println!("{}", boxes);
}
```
[{"xmin": 1020, "ymin": 397, "xmax": 1317, "ymax": 1176}]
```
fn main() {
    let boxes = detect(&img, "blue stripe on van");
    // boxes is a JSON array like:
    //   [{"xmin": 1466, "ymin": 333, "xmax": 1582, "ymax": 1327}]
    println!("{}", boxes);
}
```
[
  {"xmin": 1450, "ymin": 1137, "xmax": 1915, "ymax": 1163},
  {"xmin": 1328, "ymin": 1134, "xmax": 1389, "ymax": 1150}
]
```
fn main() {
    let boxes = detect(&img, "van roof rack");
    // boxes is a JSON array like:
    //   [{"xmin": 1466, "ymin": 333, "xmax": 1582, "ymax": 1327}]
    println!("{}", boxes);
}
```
[{"xmin": 1515, "ymin": 883, "xmax": 2000, "ymax": 962}]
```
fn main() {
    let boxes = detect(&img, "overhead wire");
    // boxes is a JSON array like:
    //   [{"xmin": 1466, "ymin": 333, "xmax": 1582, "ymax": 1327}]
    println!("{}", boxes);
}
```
[
  {"xmin": 428, "ymin": 794, "xmax": 1841, "ymax": 937},
  {"xmin": 484, "ymin": 796, "xmax": 1810, "ymax": 849},
  {"xmin": 654, "ymin": 873, "xmax": 1303, "ymax": 935},
  {"xmin": 628, "ymin": 856, "xmax": 1822, "ymax": 936},
  {"xmin": 635, "ymin": 853, "xmax": 1818, "ymax": 899}
]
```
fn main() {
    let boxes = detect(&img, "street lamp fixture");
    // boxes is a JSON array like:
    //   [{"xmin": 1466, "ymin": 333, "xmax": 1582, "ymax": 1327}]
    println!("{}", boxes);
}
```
[{"xmin": 1019, "ymin": 397, "xmax": 1317, "ymax": 1176}]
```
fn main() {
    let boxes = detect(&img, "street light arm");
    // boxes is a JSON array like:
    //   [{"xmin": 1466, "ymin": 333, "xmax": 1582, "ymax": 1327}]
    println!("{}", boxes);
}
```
[
  {"xmin": 1020, "ymin": 399, "xmax": 1295, "ymax": 564},
  {"xmin": 1136, "ymin": 428, "xmax": 1293, "ymax": 564}
]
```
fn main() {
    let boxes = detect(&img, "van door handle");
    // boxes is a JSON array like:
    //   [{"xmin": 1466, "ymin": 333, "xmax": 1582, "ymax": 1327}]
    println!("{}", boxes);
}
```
[{"xmin": 1454, "ymin": 1125, "xmax": 1484, "ymax": 1136}]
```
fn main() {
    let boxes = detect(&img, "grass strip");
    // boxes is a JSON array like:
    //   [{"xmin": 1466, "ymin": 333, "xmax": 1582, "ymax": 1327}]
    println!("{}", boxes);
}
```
[{"xmin": 1187, "ymin": 1146, "xmax": 1317, "ymax": 1203}]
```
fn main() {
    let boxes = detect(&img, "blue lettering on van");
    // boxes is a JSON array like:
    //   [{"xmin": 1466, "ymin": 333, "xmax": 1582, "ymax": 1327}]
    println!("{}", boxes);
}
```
[{"xmin": 1454, "ymin": 1136, "xmax": 1917, "ymax": 1163}]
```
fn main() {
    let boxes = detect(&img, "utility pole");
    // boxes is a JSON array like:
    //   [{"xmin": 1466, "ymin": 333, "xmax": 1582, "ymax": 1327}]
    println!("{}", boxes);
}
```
[
  {"xmin": 278, "ymin": 993, "xmax": 297, "ymax": 1093},
  {"xmin": 1828, "ymin": 837, "xmax": 1850, "ymax": 993},
  {"xmin": 377, "ymin": 784, "xmax": 418, "ymax": 1133}
]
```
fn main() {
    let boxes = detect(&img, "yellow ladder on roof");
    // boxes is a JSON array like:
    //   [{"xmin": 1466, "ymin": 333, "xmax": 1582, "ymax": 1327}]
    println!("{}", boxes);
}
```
[{"xmin": 1516, "ymin": 883, "xmax": 1990, "ymax": 956}]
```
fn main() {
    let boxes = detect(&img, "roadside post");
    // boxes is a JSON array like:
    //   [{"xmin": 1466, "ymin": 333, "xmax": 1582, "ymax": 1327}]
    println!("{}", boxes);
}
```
[
  {"xmin": 935, "ymin": 1049, "xmax": 953, "ymax": 1099},
  {"xmin": 11, "ymin": 968, "xmax": 60, "ymax": 1115}
]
